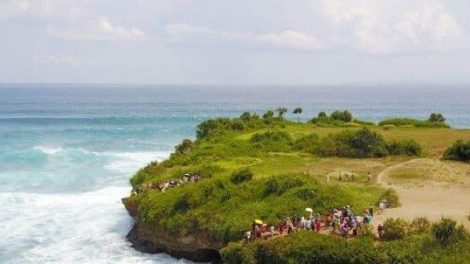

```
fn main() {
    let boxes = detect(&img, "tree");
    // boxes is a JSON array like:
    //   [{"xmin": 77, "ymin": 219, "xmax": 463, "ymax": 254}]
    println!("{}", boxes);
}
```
[
  {"xmin": 318, "ymin": 112, "xmax": 327, "ymax": 118},
  {"xmin": 429, "ymin": 113, "xmax": 446, "ymax": 123},
  {"xmin": 330, "ymin": 110, "xmax": 353, "ymax": 122},
  {"xmin": 276, "ymin": 107, "xmax": 288, "ymax": 118},
  {"xmin": 175, "ymin": 139, "xmax": 193, "ymax": 154},
  {"xmin": 263, "ymin": 110, "xmax": 275, "ymax": 124},
  {"xmin": 293, "ymin": 107, "xmax": 303, "ymax": 123}
]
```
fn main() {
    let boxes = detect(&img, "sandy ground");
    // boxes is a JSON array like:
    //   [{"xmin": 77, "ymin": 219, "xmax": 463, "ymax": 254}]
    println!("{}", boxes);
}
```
[{"xmin": 374, "ymin": 159, "xmax": 470, "ymax": 230}]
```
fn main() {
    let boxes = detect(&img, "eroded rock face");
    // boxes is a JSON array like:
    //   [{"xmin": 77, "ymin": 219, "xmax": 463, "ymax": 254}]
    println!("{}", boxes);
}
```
[{"xmin": 123, "ymin": 198, "xmax": 222, "ymax": 263}]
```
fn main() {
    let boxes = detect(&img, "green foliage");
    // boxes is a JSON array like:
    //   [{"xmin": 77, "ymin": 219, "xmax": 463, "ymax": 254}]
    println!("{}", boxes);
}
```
[
  {"xmin": 220, "ymin": 242, "xmax": 255, "ymax": 264},
  {"xmin": 429, "ymin": 113, "xmax": 446, "ymax": 123},
  {"xmin": 379, "ymin": 117, "xmax": 450, "ymax": 128},
  {"xmin": 175, "ymin": 139, "xmax": 193, "ymax": 154},
  {"xmin": 331, "ymin": 110, "xmax": 353, "ymax": 122},
  {"xmin": 432, "ymin": 217, "xmax": 467, "ymax": 247},
  {"xmin": 222, "ymin": 232, "xmax": 387, "ymax": 264},
  {"xmin": 378, "ymin": 188, "xmax": 400, "ymax": 208},
  {"xmin": 410, "ymin": 217, "xmax": 431, "ymax": 234},
  {"xmin": 293, "ymin": 107, "xmax": 303, "ymax": 114},
  {"xmin": 276, "ymin": 107, "xmax": 288, "ymax": 118},
  {"xmin": 443, "ymin": 140, "xmax": 470, "ymax": 161},
  {"xmin": 310, "ymin": 110, "xmax": 357, "ymax": 126},
  {"xmin": 387, "ymin": 139, "xmax": 422, "ymax": 156},
  {"xmin": 315, "ymin": 128, "xmax": 389, "ymax": 158},
  {"xmin": 293, "ymin": 107, "xmax": 303, "ymax": 123},
  {"xmin": 230, "ymin": 169, "xmax": 253, "ymax": 184},
  {"xmin": 263, "ymin": 175, "xmax": 304, "ymax": 197},
  {"xmin": 293, "ymin": 133, "xmax": 319, "ymax": 153},
  {"xmin": 251, "ymin": 130, "xmax": 293, "ymax": 152},
  {"xmin": 357, "ymin": 225, "xmax": 376, "ymax": 239},
  {"xmin": 382, "ymin": 218, "xmax": 409, "ymax": 241}
]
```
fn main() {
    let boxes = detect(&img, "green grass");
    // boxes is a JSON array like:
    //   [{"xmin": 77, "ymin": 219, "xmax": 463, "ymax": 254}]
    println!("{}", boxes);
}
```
[{"xmin": 125, "ymin": 112, "xmax": 470, "ymax": 261}]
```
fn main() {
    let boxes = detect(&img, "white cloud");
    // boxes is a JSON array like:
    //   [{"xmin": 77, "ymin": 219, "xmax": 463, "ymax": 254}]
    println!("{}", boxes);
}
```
[
  {"xmin": 0, "ymin": 0, "xmax": 30, "ymax": 18},
  {"xmin": 47, "ymin": 16, "xmax": 147, "ymax": 41},
  {"xmin": 36, "ymin": 55, "xmax": 80, "ymax": 68},
  {"xmin": 323, "ymin": 0, "xmax": 464, "ymax": 54},
  {"xmin": 164, "ymin": 24, "xmax": 322, "ymax": 51}
]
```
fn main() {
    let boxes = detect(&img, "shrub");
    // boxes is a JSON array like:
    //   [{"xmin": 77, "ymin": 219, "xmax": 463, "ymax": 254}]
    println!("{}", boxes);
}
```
[
  {"xmin": 293, "ymin": 133, "xmax": 319, "ymax": 153},
  {"xmin": 410, "ymin": 217, "xmax": 431, "ymax": 234},
  {"xmin": 432, "ymin": 217, "xmax": 467, "ymax": 246},
  {"xmin": 251, "ymin": 130, "xmax": 293, "ymax": 152},
  {"xmin": 357, "ymin": 225, "xmax": 375, "ymax": 239},
  {"xmin": 230, "ymin": 169, "xmax": 253, "ymax": 184},
  {"xmin": 315, "ymin": 128, "xmax": 389, "ymax": 158},
  {"xmin": 382, "ymin": 218, "xmax": 409, "ymax": 241},
  {"xmin": 382, "ymin": 124, "xmax": 395, "ymax": 130},
  {"xmin": 387, "ymin": 140, "xmax": 422, "ymax": 157},
  {"xmin": 443, "ymin": 140, "xmax": 470, "ymax": 161},
  {"xmin": 220, "ymin": 242, "xmax": 255, "ymax": 264},
  {"xmin": 175, "ymin": 139, "xmax": 193, "ymax": 154},
  {"xmin": 378, "ymin": 117, "xmax": 449, "ymax": 128},
  {"xmin": 429, "ymin": 113, "xmax": 446, "ymax": 123},
  {"xmin": 263, "ymin": 175, "xmax": 303, "ymax": 197},
  {"xmin": 331, "ymin": 110, "xmax": 353, "ymax": 122},
  {"xmin": 378, "ymin": 188, "xmax": 400, "ymax": 208}
]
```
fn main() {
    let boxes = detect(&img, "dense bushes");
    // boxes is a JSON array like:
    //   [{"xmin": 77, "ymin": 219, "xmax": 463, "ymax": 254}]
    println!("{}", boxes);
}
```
[
  {"xmin": 331, "ymin": 110, "xmax": 353, "ymax": 122},
  {"xmin": 379, "ymin": 117, "xmax": 449, "ymax": 128},
  {"xmin": 293, "ymin": 133, "xmax": 319, "ymax": 153},
  {"xmin": 313, "ymin": 128, "xmax": 422, "ymax": 158},
  {"xmin": 230, "ymin": 169, "xmax": 253, "ymax": 184},
  {"xmin": 315, "ymin": 128, "xmax": 388, "ymax": 158},
  {"xmin": 221, "ymin": 218, "xmax": 470, "ymax": 263},
  {"xmin": 310, "ymin": 110, "xmax": 355, "ymax": 126},
  {"xmin": 382, "ymin": 218, "xmax": 409, "ymax": 241},
  {"xmin": 222, "ymin": 232, "xmax": 386, "ymax": 263},
  {"xmin": 251, "ymin": 130, "xmax": 293, "ymax": 152},
  {"xmin": 378, "ymin": 188, "xmax": 400, "ymax": 208},
  {"xmin": 387, "ymin": 140, "xmax": 422, "ymax": 156},
  {"xmin": 196, "ymin": 111, "xmax": 288, "ymax": 140},
  {"xmin": 432, "ymin": 217, "xmax": 467, "ymax": 246},
  {"xmin": 443, "ymin": 140, "xmax": 470, "ymax": 161},
  {"xmin": 175, "ymin": 139, "xmax": 193, "ymax": 154}
]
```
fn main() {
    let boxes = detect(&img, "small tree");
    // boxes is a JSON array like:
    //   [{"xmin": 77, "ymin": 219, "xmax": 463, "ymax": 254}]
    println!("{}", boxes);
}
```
[
  {"xmin": 175, "ymin": 139, "xmax": 193, "ymax": 154},
  {"xmin": 432, "ymin": 217, "xmax": 467, "ymax": 246},
  {"xmin": 293, "ymin": 107, "xmax": 303, "ymax": 123},
  {"xmin": 276, "ymin": 107, "xmax": 288, "ymax": 118},
  {"xmin": 331, "ymin": 110, "xmax": 353, "ymax": 122},
  {"xmin": 318, "ymin": 112, "xmax": 327, "ymax": 118},
  {"xmin": 429, "ymin": 113, "xmax": 446, "ymax": 123}
]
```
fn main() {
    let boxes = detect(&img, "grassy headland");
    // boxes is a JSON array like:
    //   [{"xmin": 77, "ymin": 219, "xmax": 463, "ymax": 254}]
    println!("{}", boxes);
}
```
[{"xmin": 123, "ymin": 110, "xmax": 470, "ymax": 263}]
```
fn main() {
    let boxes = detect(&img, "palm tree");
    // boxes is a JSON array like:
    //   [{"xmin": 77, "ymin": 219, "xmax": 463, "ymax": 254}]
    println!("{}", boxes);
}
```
[
  {"xmin": 293, "ymin": 107, "xmax": 303, "ymax": 123},
  {"xmin": 276, "ymin": 107, "xmax": 288, "ymax": 118}
]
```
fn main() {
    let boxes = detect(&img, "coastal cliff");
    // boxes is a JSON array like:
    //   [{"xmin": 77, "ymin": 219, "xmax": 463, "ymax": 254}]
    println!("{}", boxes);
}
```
[
  {"xmin": 123, "ymin": 197, "xmax": 222, "ymax": 262},
  {"xmin": 122, "ymin": 111, "xmax": 470, "ymax": 263}
]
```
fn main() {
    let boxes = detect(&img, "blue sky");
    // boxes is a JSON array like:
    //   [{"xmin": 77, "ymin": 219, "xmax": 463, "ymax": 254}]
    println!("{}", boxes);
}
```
[{"xmin": 1, "ymin": 0, "xmax": 469, "ymax": 85}]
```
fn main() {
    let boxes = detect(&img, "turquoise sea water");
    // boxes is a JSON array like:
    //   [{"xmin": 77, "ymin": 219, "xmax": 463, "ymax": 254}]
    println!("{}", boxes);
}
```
[{"xmin": 0, "ymin": 84, "xmax": 469, "ymax": 263}]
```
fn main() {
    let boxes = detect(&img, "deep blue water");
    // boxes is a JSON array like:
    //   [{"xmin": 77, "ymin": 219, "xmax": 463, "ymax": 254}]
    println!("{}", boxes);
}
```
[{"xmin": 0, "ymin": 84, "xmax": 469, "ymax": 263}]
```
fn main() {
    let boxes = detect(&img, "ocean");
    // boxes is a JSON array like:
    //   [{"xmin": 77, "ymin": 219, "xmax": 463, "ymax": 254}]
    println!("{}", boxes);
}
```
[{"xmin": 0, "ymin": 84, "xmax": 469, "ymax": 263}]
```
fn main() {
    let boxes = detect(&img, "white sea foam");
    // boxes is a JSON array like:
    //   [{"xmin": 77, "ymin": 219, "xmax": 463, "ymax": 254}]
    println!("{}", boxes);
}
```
[
  {"xmin": 0, "ymin": 187, "xmax": 193, "ymax": 264},
  {"xmin": 103, "ymin": 151, "xmax": 171, "ymax": 175},
  {"xmin": 33, "ymin": 146, "xmax": 64, "ymax": 155}
]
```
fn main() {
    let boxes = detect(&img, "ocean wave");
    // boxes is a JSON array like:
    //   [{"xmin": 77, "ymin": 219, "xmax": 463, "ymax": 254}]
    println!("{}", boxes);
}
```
[
  {"xmin": 0, "ymin": 147, "xmax": 172, "ymax": 193},
  {"xmin": 0, "ymin": 187, "xmax": 192, "ymax": 264}
]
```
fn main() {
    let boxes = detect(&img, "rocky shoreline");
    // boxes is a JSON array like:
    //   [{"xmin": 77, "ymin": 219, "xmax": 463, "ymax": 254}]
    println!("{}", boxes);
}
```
[{"xmin": 122, "ymin": 198, "xmax": 222, "ymax": 263}]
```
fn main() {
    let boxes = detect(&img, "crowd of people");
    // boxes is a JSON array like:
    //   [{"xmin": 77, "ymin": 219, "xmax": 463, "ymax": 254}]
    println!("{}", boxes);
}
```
[
  {"xmin": 246, "ymin": 202, "xmax": 388, "ymax": 242},
  {"xmin": 133, "ymin": 173, "xmax": 202, "ymax": 194}
]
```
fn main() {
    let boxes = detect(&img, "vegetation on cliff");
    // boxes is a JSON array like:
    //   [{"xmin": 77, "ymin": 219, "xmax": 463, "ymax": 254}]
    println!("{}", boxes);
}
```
[{"xmin": 125, "ymin": 109, "xmax": 470, "ymax": 262}]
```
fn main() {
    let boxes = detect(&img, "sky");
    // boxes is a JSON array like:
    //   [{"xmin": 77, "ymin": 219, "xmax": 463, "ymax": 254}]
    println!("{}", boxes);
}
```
[{"xmin": 0, "ymin": 0, "xmax": 470, "ymax": 85}]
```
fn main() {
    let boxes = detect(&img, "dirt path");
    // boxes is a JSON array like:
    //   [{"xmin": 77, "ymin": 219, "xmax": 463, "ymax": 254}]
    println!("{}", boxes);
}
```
[{"xmin": 374, "ymin": 158, "xmax": 470, "ymax": 230}]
